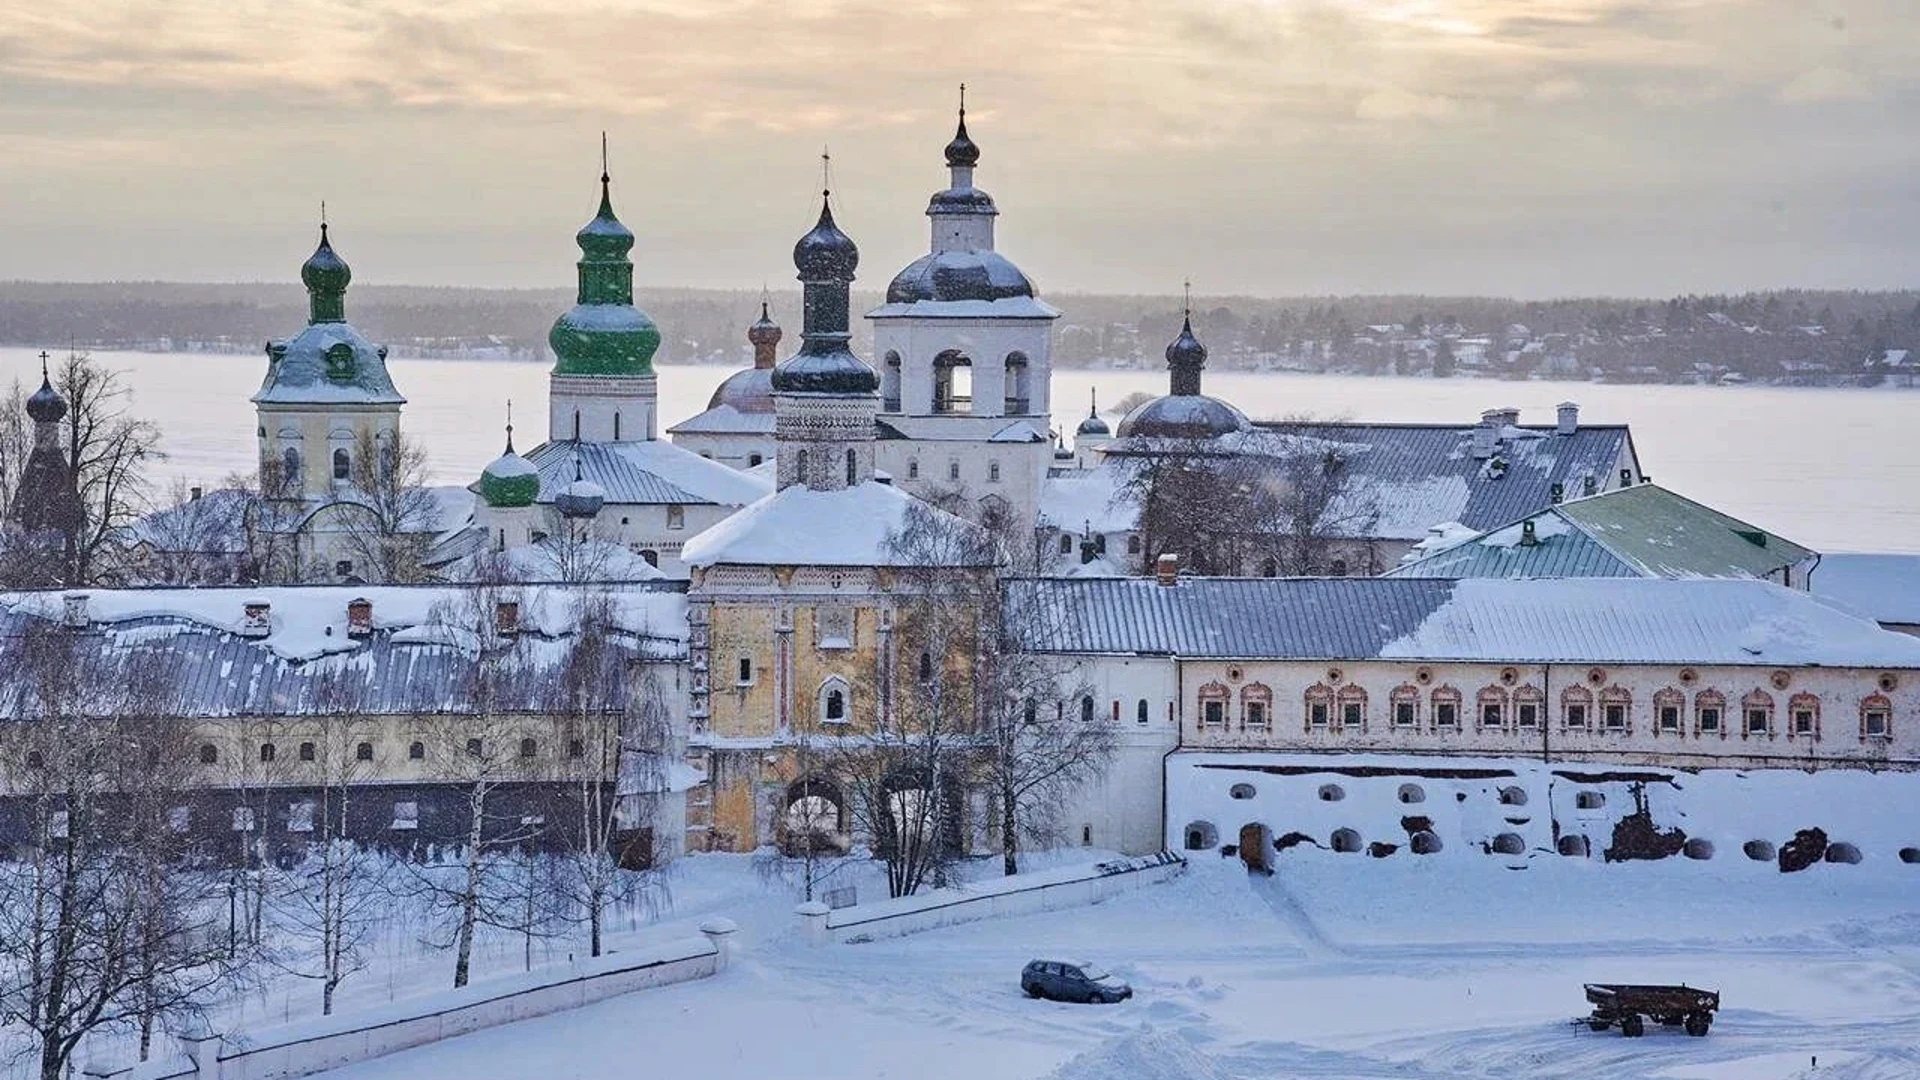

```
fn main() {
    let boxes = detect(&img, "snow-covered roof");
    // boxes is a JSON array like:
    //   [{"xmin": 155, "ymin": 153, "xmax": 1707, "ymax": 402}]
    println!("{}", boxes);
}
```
[
  {"xmin": 1005, "ymin": 577, "xmax": 1920, "ymax": 667},
  {"xmin": 437, "ymin": 538, "xmax": 667, "ymax": 584},
  {"xmin": 866, "ymin": 296, "xmax": 1062, "ymax": 320},
  {"xmin": 122, "ymin": 488, "xmax": 253, "ymax": 554},
  {"xmin": 682, "ymin": 481, "xmax": 997, "ymax": 569},
  {"xmin": 665, "ymin": 403, "xmax": 777, "ymax": 437},
  {"xmin": 0, "ymin": 583, "xmax": 689, "ymax": 717},
  {"xmin": 516, "ymin": 439, "xmax": 771, "ymax": 508},
  {"xmin": 1810, "ymin": 553, "xmax": 1920, "ymax": 627},
  {"xmin": 252, "ymin": 322, "xmax": 405, "ymax": 407},
  {"xmin": 1038, "ymin": 468, "xmax": 1137, "ymax": 535},
  {"xmin": 1389, "ymin": 485, "xmax": 1813, "ymax": 583}
]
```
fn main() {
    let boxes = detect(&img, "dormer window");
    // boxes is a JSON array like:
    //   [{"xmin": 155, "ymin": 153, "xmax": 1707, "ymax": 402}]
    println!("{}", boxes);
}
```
[{"xmin": 324, "ymin": 342, "xmax": 356, "ymax": 382}]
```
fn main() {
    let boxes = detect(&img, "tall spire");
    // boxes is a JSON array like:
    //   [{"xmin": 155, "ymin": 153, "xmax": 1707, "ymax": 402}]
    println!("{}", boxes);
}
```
[
  {"xmin": 504, "ymin": 400, "xmax": 516, "ymax": 453},
  {"xmin": 945, "ymin": 82, "xmax": 979, "ymax": 169},
  {"xmin": 775, "ymin": 162, "xmax": 873, "ymax": 396},
  {"xmin": 1166, "ymin": 285, "xmax": 1208, "ymax": 397}
]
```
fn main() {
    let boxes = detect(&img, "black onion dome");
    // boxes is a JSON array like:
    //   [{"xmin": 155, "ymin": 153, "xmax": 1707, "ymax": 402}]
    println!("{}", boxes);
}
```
[
  {"xmin": 300, "ymin": 224, "xmax": 351, "ymax": 295},
  {"xmin": 793, "ymin": 198, "xmax": 859, "ymax": 281},
  {"xmin": 1076, "ymin": 408, "xmax": 1110, "ymax": 437},
  {"xmin": 1114, "ymin": 394, "xmax": 1250, "ymax": 440},
  {"xmin": 886, "ymin": 250, "xmax": 1035, "ymax": 304},
  {"xmin": 945, "ymin": 113, "xmax": 980, "ymax": 168},
  {"xmin": 25, "ymin": 376, "xmax": 67, "ymax": 423},
  {"xmin": 1166, "ymin": 315, "xmax": 1207, "ymax": 368},
  {"xmin": 770, "ymin": 351, "xmax": 879, "ymax": 395},
  {"xmin": 707, "ymin": 366, "xmax": 777, "ymax": 413}
]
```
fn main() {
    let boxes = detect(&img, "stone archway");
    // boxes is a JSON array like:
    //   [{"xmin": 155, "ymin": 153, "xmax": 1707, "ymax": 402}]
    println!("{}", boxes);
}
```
[{"xmin": 778, "ymin": 776, "xmax": 850, "ymax": 857}]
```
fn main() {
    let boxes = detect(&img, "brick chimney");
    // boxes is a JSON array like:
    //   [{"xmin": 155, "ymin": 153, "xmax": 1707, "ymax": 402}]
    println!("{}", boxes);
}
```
[
  {"xmin": 1155, "ymin": 553, "xmax": 1179, "ymax": 586},
  {"xmin": 495, "ymin": 600, "xmax": 521, "ymax": 636},
  {"xmin": 240, "ymin": 599, "xmax": 272, "ymax": 638},
  {"xmin": 1556, "ymin": 401, "xmax": 1579, "ymax": 436},
  {"xmin": 346, "ymin": 597, "xmax": 373, "ymax": 637},
  {"xmin": 1471, "ymin": 410, "xmax": 1500, "ymax": 459},
  {"xmin": 62, "ymin": 592, "xmax": 89, "ymax": 628}
]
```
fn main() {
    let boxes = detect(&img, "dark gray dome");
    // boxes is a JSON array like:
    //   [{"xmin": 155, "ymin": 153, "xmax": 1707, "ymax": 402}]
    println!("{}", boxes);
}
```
[
  {"xmin": 1076, "ymin": 411, "xmax": 1110, "ymax": 437},
  {"xmin": 771, "ymin": 348, "xmax": 878, "ymax": 395},
  {"xmin": 886, "ymin": 250, "xmax": 1034, "ymax": 304},
  {"xmin": 794, "ymin": 198, "xmax": 859, "ymax": 282},
  {"xmin": 707, "ymin": 366, "xmax": 776, "ymax": 413},
  {"xmin": 945, "ymin": 113, "xmax": 979, "ymax": 167},
  {"xmin": 25, "ymin": 376, "xmax": 66, "ymax": 423},
  {"xmin": 1115, "ymin": 394, "xmax": 1250, "ymax": 440}
]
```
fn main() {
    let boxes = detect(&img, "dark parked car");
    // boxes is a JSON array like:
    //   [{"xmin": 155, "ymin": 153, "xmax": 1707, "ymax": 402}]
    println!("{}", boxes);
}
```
[{"xmin": 1021, "ymin": 959, "xmax": 1132, "ymax": 1003}]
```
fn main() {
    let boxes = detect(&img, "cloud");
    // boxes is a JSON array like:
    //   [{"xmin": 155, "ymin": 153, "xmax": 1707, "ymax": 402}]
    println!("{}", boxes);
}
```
[
  {"xmin": 1779, "ymin": 67, "xmax": 1873, "ymax": 104},
  {"xmin": 1354, "ymin": 89, "xmax": 1460, "ymax": 122}
]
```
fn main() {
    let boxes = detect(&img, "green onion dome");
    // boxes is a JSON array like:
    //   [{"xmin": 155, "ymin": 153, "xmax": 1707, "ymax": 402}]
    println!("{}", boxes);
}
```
[
  {"xmin": 479, "ymin": 430, "xmax": 540, "ymax": 508},
  {"xmin": 549, "ymin": 173, "xmax": 661, "ymax": 378}
]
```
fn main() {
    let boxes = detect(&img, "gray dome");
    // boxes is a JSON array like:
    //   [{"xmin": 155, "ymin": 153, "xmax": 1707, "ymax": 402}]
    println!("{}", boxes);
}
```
[
  {"xmin": 1115, "ymin": 394, "xmax": 1250, "ymax": 440},
  {"xmin": 25, "ymin": 376, "xmax": 66, "ymax": 423},
  {"xmin": 707, "ymin": 366, "xmax": 776, "ymax": 414},
  {"xmin": 886, "ymin": 250, "xmax": 1035, "ymax": 304},
  {"xmin": 794, "ymin": 198, "xmax": 859, "ymax": 282},
  {"xmin": 1076, "ymin": 409, "xmax": 1110, "ymax": 437},
  {"xmin": 771, "ymin": 349, "xmax": 878, "ymax": 395}
]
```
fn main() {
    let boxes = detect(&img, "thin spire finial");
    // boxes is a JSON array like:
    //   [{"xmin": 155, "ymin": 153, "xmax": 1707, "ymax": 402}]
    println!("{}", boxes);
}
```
[
  {"xmin": 600, "ymin": 131, "xmax": 609, "ymax": 184},
  {"xmin": 1089, "ymin": 385, "xmax": 1098, "ymax": 417},
  {"xmin": 959, "ymin": 82, "xmax": 966, "ymax": 118},
  {"xmin": 38, "ymin": 350, "xmax": 49, "ymax": 382},
  {"xmin": 1183, "ymin": 280, "xmax": 1192, "ymax": 319},
  {"xmin": 761, "ymin": 283, "xmax": 771, "ymax": 319},
  {"xmin": 821, "ymin": 147, "xmax": 832, "ymax": 199},
  {"xmin": 504, "ymin": 400, "xmax": 515, "ymax": 452},
  {"xmin": 319, "ymin": 199, "xmax": 328, "ymax": 239}
]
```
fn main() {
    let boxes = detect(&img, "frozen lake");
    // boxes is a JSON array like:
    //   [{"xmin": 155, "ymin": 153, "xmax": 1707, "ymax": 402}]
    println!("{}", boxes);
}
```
[{"xmin": 4, "ymin": 347, "xmax": 1917, "ymax": 554}]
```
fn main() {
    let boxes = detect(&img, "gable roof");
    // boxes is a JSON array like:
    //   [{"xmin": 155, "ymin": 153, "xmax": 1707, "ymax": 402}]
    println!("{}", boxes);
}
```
[
  {"xmin": 1004, "ymin": 576, "xmax": 1920, "ymax": 667},
  {"xmin": 516, "ymin": 439, "xmax": 770, "ymax": 508},
  {"xmin": 682, "ymin": 481, "xmax": 997, "ymax": 569},
  {"xmin": 1388, "ymin": 484, "xmax": 1812, "ymax": 582},
  {"xmin": 665, "ymin": 403, "xmax": 777, "ymax": 437}
]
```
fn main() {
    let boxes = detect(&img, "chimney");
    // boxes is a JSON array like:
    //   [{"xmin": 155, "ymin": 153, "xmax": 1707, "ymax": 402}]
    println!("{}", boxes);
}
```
[
  {"xmin": 1556, "ymin": 401, "xmax": 1579, "ymax": 436},
  {"xmin": 1520, "ymin": 520, "xmax": 1539, "ymax": 547},
  {"xmin": 346, "ymin": 597, "xmax": 373, "ymax": 637},
  {"xmin": 62, "ymin": 592, "xmax": 89, "ymax": 628},
  {"xmin": 1471, "ymin": 410, "xmax": 1500, "ymax": 459},
  {"xmin": 240, "ymin": 598, "xmax": 272, "ymax": 638},
  {"xmin": 495, "ymin": 599, "xmax": 521, "ymax": 636},
  {"xmin": 1550, "ymin": 482, "xmax": 1564, "ymax": 504},
  {"xmin": 1496, "ymin": 406, "xmax": 1521, "ymax": 428},
  {"xmin": 1582, "ymin": 474, "xmax": 1598, "ymax": 497},
  {"xmin": 1155, "ymin": 553, "xmax": 1179, "ymax": 586},
  {"xmin": 189, "ymin": 485, "xmax": 203, "ymax": 501}
]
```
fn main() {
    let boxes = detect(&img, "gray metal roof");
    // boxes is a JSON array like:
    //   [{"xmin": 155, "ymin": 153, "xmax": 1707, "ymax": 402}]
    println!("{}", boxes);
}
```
[{"xmin": 1004, "ymin": 576, "xmax": 1920, "ymax": 667}]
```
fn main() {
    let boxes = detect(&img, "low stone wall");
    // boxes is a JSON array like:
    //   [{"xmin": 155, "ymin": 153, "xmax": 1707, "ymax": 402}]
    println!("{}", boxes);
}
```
[
  {"xmin": 97, "ymin": 923, "xmax": 734, "ymax": 1080},
  {"xmin": 799, "ymin": 853, "xmax": 1186, "ymax": 945}
]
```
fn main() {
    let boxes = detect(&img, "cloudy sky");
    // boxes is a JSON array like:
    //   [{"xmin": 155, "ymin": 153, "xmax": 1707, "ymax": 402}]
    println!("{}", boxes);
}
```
[{"xmin": 0, "ymin": 0, "xmax": 1913, "ymax": 298}]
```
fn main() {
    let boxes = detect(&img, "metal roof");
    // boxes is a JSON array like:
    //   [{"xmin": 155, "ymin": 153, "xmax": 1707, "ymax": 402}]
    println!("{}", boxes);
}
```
[
  {"xmin": 1390, "ymin": 485, "xmax": 1811, "ymax": 582},
  {"xmin": 1004, "ymin": 576, "xmax": 1920, "ymax": 667},
  {"xmin": 518, "ymin": 440, "xmax": 769, "ymax": 508}
]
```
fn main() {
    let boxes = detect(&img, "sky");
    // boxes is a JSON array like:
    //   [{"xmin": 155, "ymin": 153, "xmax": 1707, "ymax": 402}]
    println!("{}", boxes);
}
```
[{"xmin": 0, "ymin": 0, "xmax": 1915, "ymax": 299}]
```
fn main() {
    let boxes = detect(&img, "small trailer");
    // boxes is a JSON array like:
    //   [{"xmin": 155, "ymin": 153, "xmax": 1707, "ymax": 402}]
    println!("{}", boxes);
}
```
[{"xmin": 1578, "ymin": 983, "xmax": 1719, "ymax": 1038}]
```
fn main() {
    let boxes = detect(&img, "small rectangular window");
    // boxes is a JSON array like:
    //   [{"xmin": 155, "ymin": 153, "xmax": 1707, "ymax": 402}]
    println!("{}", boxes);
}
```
[
  {"xmin": 287, "ymin": 801, "xmax": 315, "ymax": 833},
  {"xmin": 299, "ymin": 741, "xmax": 316, "ymax": 762},
  {"xmin": 1516, "ymin": 702, "xmax": 1539, "ymax": 728},
  {"xmin": 1565, "ymin": 704, "xmax": 1587, "ymax": 728},
  {"xmin": 1246, "ymin": 702, "xmax": 1267, "ymax": 729},
  {"xmin": 466, "ymin": 738, "xmax": 483, "ymax": 757},
  {"xmin": 391, "ymin": 801, "xmax": 419, "ymax": 831},
  {"xmin": 666, "ymin": 505, "xmax": 685, "ymax": 530},
  {"xmin": 737, "ymin": 656, "xmax": 754, "ymax": 684},
  {"xmin": 988, "ymin": 461, "xmax": 1001, "ymax": 483},
  {"xmin": 1202, "ymin": 701, "xmax": 1225, "ymax": 727},
  {"xmin": 1745, "ymin": 708, "xmax": 1770, "ymax": 735},
  {"xmin": 1658, "ymin": 706, "xmax": 1680, "ymax": 731},
  {"xmin": 1792, "ymin": 710, "xmax": 1815, "ymax": 735},
  {"xmin": 1434, "ymin": 702, "xmax": 1458, "ymax": 728},
  {"xmin": 1342, "ymin": 702, "xmax": 1363, "ymax": 728},
  {"xmin": 1865, "ymin": 709, "xmax": 1890, "ymax": 737},
  {"xmin": 355, "ymin": 741, "xmax": 373, "ymax": 762},
  {"xmin": 948, "ymin": 460, "xmax": 961, "ymax": 481},
  {"xmin": 1393, "ymin": 702, "xmax": 1416, "ymax": 728},
  {"xmin": 1309, "ymin": 702, "xmax": 1330, "ymax": 728},
  {"xmin": 1603, "ymin": 704, "xmax": 1627, "ymax": 730},
  {"xmin": 1480, "ymin": 703, "xmax": 1502, "ymax": 728},
  {"xmin": 1699, "ymin": 707, "xmax": 1722, "ymax": 733}
]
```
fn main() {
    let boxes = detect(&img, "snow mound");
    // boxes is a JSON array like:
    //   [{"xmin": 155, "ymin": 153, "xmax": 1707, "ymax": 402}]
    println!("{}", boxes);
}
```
[{"xmin": 1040, "ymin": 1029, "xmax": 1237, "ymax": 1080}]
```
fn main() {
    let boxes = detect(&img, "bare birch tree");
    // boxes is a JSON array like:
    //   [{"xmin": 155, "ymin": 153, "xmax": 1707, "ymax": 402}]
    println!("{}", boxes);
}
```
[
  {"xmin": 331, "ymin": 427, "xmax": 440, "ymax": 585},
  {"xmin": 54, "ymin": 352, "xmax": 163, "ymax": 585}
]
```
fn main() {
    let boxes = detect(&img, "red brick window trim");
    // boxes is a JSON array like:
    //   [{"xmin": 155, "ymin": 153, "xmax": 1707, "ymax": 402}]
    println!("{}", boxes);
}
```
[
  {"xmin": 1652, "ymin": 687, "xmax": 1685, "ymax": 737},
  {"xmin": 1477, "ymin": 686, "xmax": 1509, "ymax": 730},
  {"xmin": 1741, "ymin": 689, "xmax": 1775, "ymax": 739},
  {"xmin": 1304, "ymin": 683, "xmax": 1334, "ymax": 732},
  {"xmin": 1695, "ymin": 690, "xmax": 1727, "ymax": 739},
  {"xmin": 1431, "ymin": 686, "xmax": 1463, "ymax": 731},
  {"xmin": 1242, "ymin": 682, "xmax": 1273, "ymax": 731},
  {"xmin": 1336, "ymin": 685, "xmax": 1368, "ymax": 733},
  {"xmin": 1561, "ymin": 685, "xmax": 1593, "ymax": 730},
  {"xmin": 1389, "ymin": 684, "xmax": 1421, "ymax": 730},
  {"xmin": 1786, "ymin": 692, "xmax": 1821, "ymax": 740},
  {"xmin": 1198, "ymin": 681, "xmax": 1230, "ymax": 729},
  {"xmin": 1860, "ymin": 693, "xmax": 1893, "ymax": 740},
  {"xmin": 1599, "ymin": 686, "xmax": 1633, "ymax": 734}
]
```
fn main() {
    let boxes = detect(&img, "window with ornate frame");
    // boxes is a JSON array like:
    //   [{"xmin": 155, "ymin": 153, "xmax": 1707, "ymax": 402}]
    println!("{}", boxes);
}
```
[
  {"xmin": 1561, "ymin": 685, "xmax": 1593, "ymax": 729},
  {"xmin": 1198, "ymin": 682, "xmax": 1229, "ymax": 728},
  {"xmin": 1695, "ymin": 690, "xmax": 1725, "ymax": 737},
  {"xmin": 1653, "ymin": 687, "xmax": 1684, "ymax": 735},
  {"xmin": 1431, "ymin": 686, "xmax": 1462, "ymax": 730},
  {"xmin": 1477, "ymin": 686, "xmax": 1507, "ymax": 730},
  {"xmin": 1390, "ymin": 684, "xmax": 1420, "ymax": 729},
  {"xmin": 1242, "ymin": 683, "xmax": 1272, "ymax": 731},
  {"xmin": 819, "ymin": 677, "xmax": 851, "ymax": 726},
  {"xmin": 1513, "ymin": 685, "xmax": 1543, "ymax": 729},
  {"xmin": 1860, "ymin": 693, "xmax": 1892, "ymax": 739},
  {"xmin": 1305, "ymin": 684, "xmax": 1334, "ymax": 730},
  {"xmin": 1599, "ymin": 686, "xmax": 1632, "ymax": 732},
  {"xmin": 1742, "ymin": 689, "xmax": 1774, "ymax": 737},
  {"xmin": 1786, "ymin": 692, "xmax": 1820, "ymax": 739}
]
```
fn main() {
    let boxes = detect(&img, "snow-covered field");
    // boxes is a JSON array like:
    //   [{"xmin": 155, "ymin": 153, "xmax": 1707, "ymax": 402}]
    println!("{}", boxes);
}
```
[{"xmin": 308, "ymin": 848, "xmax": 1920, "ymax": 1080}]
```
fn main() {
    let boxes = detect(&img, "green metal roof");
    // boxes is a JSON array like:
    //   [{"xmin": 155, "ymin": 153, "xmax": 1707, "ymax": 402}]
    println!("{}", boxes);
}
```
[{"xmin": 1389, "ymin": 484, "xmax": 1812, "ymax": 582}]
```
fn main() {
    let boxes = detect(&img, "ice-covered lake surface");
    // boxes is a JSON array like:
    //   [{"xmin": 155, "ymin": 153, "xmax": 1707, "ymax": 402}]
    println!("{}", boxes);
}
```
[
  {"xmin": 307, "ymin": 850, "xmax": 1920, "ymax": 1080},
  {"xmin": 4, "ymin": 347, "xmax": 1919, "ymax": 555}
]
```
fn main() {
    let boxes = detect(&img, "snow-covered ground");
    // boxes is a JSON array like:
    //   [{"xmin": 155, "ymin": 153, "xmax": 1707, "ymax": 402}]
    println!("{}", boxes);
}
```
[{"xmin": 308, "ymin": 848, "xmax": 1920, "ymax": 1080}]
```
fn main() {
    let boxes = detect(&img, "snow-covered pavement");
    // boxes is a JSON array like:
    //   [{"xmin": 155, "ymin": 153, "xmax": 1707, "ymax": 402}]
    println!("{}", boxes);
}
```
[{"xmin": 316, "ymin": 850, "xmax": 1920, "ymax": 1080}]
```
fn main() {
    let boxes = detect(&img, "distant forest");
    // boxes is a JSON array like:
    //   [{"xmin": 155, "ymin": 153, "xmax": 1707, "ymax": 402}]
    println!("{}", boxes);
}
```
[{"xmin": 2, "ymin": 282, "xmax": 1917, "ymax": 387}]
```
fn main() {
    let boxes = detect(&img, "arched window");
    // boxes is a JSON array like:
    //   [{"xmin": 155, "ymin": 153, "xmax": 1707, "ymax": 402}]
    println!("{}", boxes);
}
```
[
  {"xmin": 408, "ymin": 741, "xmax": 425, "ymax": 760},
  {"xmin": 882, "ymin": 350, "xmax": 903, "ymax": 412},
  {"xmin": 1197, "ymin": 682, "xmax": 1230, "ymax": 728},
  {"xmin": 1742, "ymin": 689, "xmax": 1774, "ymax": 736},
  {"xmin": 198, "ymin": 744, "xmax": 218, "ymax": 765},
  {"xmin": 988, "ymin": 461, "xmax": 1001, "ymax": 483},
  {"xmin": 1336, "ymin": 685, "xmax": 1368, "ymax": 731},
  {"xmin": 1241, "ymin": 683, "xmax": 1272, "ymax": 730},
  {"xmin": 355, "ymin": 741, "xmax": 374, "ymax": 761},
  {"xmin": 933, "ymin": 350, "xmax": 973, "ymax": 414},
  {"xmin": 639, "ymin": 549, "xmax": 659, "ymax": 567},
  {"xmin": 1652, "ymin": 687, "xmax": 1685, "ymax": 734},
  {"xmin": 846, "ymin": 448, "xmax": 857, "ymax": 486},
  {"xmin": 332, "ymin": 447, "xmax": 350, "ymax": 480},
  {"xmin": 918, "ymin": 651, "xmax": 933, "ymax": 682},
  {"xmin": 1561, "ymin": 685, "xmax": 1593, "ymax": 729},
  {"xmin": 1599, "ymin": 686, "xmax": 1632, "ymax": 731},
  {"xmin": 948, "ymin": 459, "xmax": 961, "ymax": 481},
  {"xmin": 259, "ymin": 743, "xmax": 276, "ymax": 763},
  {"xmin": 1058, "ymin": 534, "xmax": 1073, "ymax": 555},
  {"xmin": 1080, "ymin": 695, "xmax": 1095, "ymax": 723},
  {"xmin": 820, "ymin": 677, "xmax": 850, "ymax": 725},
  {"xmin": 796, "ymin": 448, "xmax": 809, "ymax": 481},
  {"xmin": 1695, "ymin": 689, "xmax": 1726, "ymax": 736},
  {"xmin": 572, "ymin": 410, "xmax": 581, "ymax": 440},
  {"xmin": 1136, "ymin": 698, "xmax": 1150, "ymax": 724},
  {"xmin": 1390, "ymin": 684, "xmax": 1420, "ymax": 728},
  {"xmin": 1304, "ymin": 683, "xmax": 1334, "ymax": 729},
  {"xmin": 519, "ymin": 737, "xmax": 537, "ymax": 759},
  {"xmin": 281, "ymin": 447, "xmax": 301, "ymax": 487},
  {"xmin": 1003, "ymin": 351, "xmax": 1030, "ymax": 414},
  {"xmin": 1477, "ymin": 686, "xmax": 1508, "ymax": 729}
]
